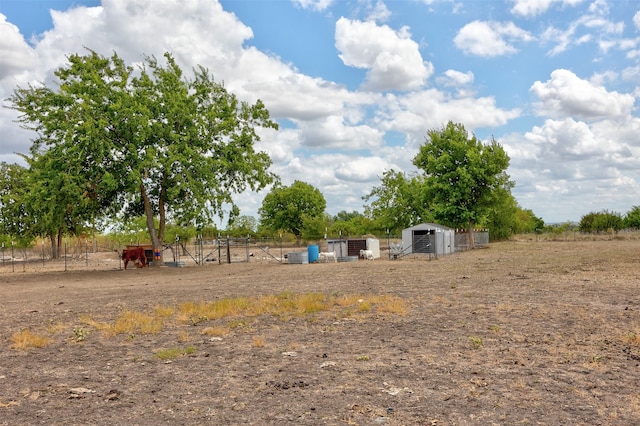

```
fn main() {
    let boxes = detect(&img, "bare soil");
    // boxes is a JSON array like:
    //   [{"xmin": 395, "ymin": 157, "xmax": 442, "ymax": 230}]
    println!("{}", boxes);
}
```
[{"xmin": 0, "ymin": 239, "xmax": 639, "ymax": 425}]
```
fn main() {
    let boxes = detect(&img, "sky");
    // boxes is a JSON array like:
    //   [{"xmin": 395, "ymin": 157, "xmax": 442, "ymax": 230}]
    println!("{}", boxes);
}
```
[{"xmin": 1, "ymin": 0, "xmax": 639, "ymax": 226}]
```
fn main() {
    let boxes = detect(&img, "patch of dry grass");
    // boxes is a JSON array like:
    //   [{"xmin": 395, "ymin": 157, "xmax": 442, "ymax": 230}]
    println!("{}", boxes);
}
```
[
  {"xmin": 11, "ymin": 292, "xmax": 406, "ymax": 350},
  {"xmin": 10, "ymin": 329, "xmax": 51, "ymax": 350}
]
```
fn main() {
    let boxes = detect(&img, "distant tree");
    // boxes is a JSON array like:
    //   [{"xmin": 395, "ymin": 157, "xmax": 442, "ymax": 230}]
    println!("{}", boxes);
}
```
[
  {"xmin": 592, "ymin": 210, "xmax": 623, "ymax": 232},
  {"xmin": 484, "ymin": 187, "xmax": 518, "ymax": 240},
  {"xmin": 9, "ymin": 50, "xmax": 278, "ymax": 264},
  {"xmin": 259, "ymin": 181, "xmax": 326, "ymax": 245},
  {"xmin": 624, "ymin": 206, "xmax": 640, "ymax": 229},
  {"xmin": 301, "ymin": 214, "xmax": 330, "ymax": 241},
  {"xmin": 330, "ymin": 210, "xmax": 374, "ymax": 237},
  {"xmin": 0, "ymin": 162, "xmax": 38, "ymax": 249},
  {"xmin": 0, "ymin": 156, "xmax": 94, "ymax": 257},
  {"xmin": 413, "ymin": 121, "xmax": 513, "ymax": 247},
  {"xmin": 363, "ymin": 169, "xmax": 432, "ymax": 234},
  {"xmin": 578, "ymin": 212, "xmax": 598, "ymax": 233},
  {"xmin": 579, "ymin": 210, "xmax": 623, "ymax": 233},
  {"xmin": 227, "ymin": 215, "xmax": 258, "ymax": 236},
  {"xmin": 512, "ymin": 207, "xmax": 545, "ymax": 234}
]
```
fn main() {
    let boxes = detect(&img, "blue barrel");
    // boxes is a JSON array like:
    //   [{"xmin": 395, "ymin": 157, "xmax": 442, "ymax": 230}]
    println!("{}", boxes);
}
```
[{"xmin": 307, "ymin": 244, "xmax": 319, "ymax": 263}]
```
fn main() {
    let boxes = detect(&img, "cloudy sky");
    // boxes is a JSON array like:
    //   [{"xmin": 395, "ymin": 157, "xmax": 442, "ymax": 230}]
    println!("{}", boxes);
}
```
[{"xmin": 1, "ymin": 0, "xmax": 639, "ymax": 225}]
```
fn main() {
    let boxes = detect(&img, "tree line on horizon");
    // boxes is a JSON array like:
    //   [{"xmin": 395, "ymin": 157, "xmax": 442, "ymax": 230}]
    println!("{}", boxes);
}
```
[{"xmin": 1, "ymin": 49, "xmax": 632, "ymax": 258}]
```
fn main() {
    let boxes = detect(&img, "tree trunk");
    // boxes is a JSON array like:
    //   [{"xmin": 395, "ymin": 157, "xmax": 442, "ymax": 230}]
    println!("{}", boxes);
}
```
[
  {"xmin": 49, "ymin": 233, "xmax": 59, "ymax": 259},
  {"xmin": 467, "ymin": 220, "xmax": 475, "ymax": 249},
  {"xmin": 141, "ymin": 183, "xmax": 164, "ymax": 266}
]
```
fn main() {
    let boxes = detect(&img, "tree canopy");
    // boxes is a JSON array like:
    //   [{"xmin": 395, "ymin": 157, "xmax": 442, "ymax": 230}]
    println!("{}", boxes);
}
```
[
  {"xmin": 8, "ymin": 50, "xmax": 278, "ymax": 261},
  {"xmin": 258, "ymin": 180, "xmax": 326, "ymax": 244},
  {"xmin": 414, "ymin": 121, "xmax": 513, "ymax": 245}
]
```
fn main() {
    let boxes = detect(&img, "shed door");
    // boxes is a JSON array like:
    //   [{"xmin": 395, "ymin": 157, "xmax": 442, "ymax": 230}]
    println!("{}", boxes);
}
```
[
  {"xmin": 413, "ymin": 230, "xmax": 434, "ymax": 253},
  {"xmin": 348, "ymin": 239, "xmax": 367, "ymax": 257}
]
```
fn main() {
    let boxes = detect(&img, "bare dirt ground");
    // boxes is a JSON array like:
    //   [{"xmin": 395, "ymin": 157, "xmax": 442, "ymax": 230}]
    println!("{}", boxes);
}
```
[{"xmin": 0, "ymin": 239, "xmax": 639, "ymax": 425}]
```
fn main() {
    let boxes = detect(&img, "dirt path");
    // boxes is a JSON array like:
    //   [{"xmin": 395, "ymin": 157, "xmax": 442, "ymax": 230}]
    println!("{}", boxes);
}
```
[{"xmin": 0, "ymin": 240, "xmax": 639, "ymax": 425}]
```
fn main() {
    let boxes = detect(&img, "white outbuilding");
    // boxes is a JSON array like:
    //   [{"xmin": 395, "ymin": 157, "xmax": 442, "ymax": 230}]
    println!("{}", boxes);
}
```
[{"xmin": 401, "ymin": 223, "xmax": 455, "ymax": 256}]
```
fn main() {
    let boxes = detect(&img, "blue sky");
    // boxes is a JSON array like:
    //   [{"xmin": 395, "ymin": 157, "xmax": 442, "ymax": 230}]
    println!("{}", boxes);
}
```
[{"xmin": 1, "ymin": 0, "xmax": 639, "ymax": 225}]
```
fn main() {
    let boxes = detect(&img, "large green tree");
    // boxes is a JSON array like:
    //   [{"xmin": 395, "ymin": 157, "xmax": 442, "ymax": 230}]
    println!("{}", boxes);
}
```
[
  {"xmin": 413, "ymin": 121, "xmax": 513, "ymax": 247},
  {"xmin": 9, "ymin": 50, "xmax": 278, "ymax": 263},
  {"xmin": 258, "ymin": 180, "xmax": 326, "ymax": 245}
]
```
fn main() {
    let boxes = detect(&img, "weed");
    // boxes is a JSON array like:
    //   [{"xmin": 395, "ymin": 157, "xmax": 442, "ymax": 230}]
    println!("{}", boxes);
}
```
[
  {"xmin": 469, "ymin": 336, "xmax": 483, "ymax": 349},
  {"xmin": 155, "ymin": 346, "xmax": 196, "ymax": 360},
  {"xmin": 227, "ymin": 319, "xmax": 248, "ymax": 329},
  {"xmin": 72, "ymin": 327, "xmax": 88, "ymax": 342},
  {"xmin": 189, "ymin": 315, "xmax": 208, "ymax": 326},
  {"xmin": 10, "ymin": 329, "xmax": 50, "ymax": 350},
  {"xmin": 356, "ymin": 355, "xmax": 370, "ymax": 361},
  {"xmin": 357, "ymin": 301, "xmax": 371, "ymax": 312},
  {"xmin": 623, "ymin": 331, "xmax": 639, "ymax": 345}
]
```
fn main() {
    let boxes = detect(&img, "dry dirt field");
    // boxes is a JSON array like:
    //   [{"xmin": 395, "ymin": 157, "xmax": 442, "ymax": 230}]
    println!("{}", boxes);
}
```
[{"xmin": 0, "ymin": 239, "xmax": 639, "ymax": 425}]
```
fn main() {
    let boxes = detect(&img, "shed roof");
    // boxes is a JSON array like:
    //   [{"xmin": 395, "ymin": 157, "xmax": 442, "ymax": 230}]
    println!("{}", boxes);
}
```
[{"xmin": 404, "ymin": 223, "xmax": 453, "ymax": 231}]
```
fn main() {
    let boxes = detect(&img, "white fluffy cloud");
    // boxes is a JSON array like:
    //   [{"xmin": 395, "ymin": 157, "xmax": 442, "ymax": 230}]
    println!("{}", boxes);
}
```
[
  {"xmin": 510, "ymin": 0, "xmax": 585, "ymax": 17},
  {"xmin": 454, "ymin": 20, "xmax": 534, "ymax": 57},
  {"xmin": 334, "ymin": 156, "xmax": 391, "ymax": 183},
  {"xmin": 335, "ymin": 17, "xmax": 433, "ymax": 91},
  {"xmin": 0, "ymin": 15, "xmax": 37, "ymax": 80},
  {"xmin": 382, "ymin": 90, "xmax": 521, "ymax": 138},
  {"xmin": 530, "ymin": 69, "xmax": 635, "ymax": 119}
]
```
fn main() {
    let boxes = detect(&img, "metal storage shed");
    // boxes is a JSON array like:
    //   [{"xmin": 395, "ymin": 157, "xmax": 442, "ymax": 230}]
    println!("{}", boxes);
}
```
[{"xmin": 401, "ymin": 223, "xmax": 455, "ymax": 256}]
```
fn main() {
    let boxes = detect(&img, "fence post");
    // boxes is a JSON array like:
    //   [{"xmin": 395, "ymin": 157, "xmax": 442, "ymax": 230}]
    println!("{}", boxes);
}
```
[
  {"xmin": 217, "ymin": 233, "xmax": 221, "ymax": 265},
  {"xmin": 64, "ymin": 243, "xmax": 67, "ymax": 272},
  {"xmin": 386, "ymin": 229, "xmax": 390, "ymax": 260}
]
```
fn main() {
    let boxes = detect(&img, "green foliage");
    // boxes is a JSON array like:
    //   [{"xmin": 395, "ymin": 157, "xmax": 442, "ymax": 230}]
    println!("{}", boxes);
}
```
[
  {"xmin": 624, "ymin": 206, "xmax": 640, "ymax": 229},
  {"xmin": 544, "ymin": 221, "xmax": 578, "ymax": 235},
  {"xmin": 513, "ymin": 207, "xmax": 545, "ymax": 234},
  {"xmin": 413, "ymin": 121, "xmax": 513, "ymax": 233},
  {"xmin": 8, "ymin": 50, "xmax": 278, "ymax": 262},
  {"xmin": 330, "ymin": 210, "xmax": 374, "ymax": 237},
  {"xmin": 0, "ymin": 156, "xmax": 94, "ymax": 257},
  {"xmin": 301, "ymin": 214, "xmax": 330, "ymax": 241},
  {"xmin": 579, "ymin": 210, "xmax": 623, "ymax": 233},
  {"xmin": 226, "ymin": 215, "xmax": 258, "ymax": 236},
  {"xmin": 0, "ymin": 162, "xmax": 32, "ymax": 238},
  {"xmin": 363, "ymin": 169, "xmax": 432, "ymax": 233},
  {"xmin": 259, "ymin": 181, "xmax": 326, "ymax": 243},
  {"xmin": 483, "ymin": 187, "xmax": 518, "ymax": 240}
]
